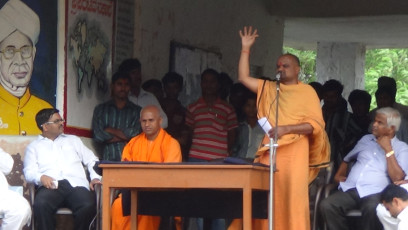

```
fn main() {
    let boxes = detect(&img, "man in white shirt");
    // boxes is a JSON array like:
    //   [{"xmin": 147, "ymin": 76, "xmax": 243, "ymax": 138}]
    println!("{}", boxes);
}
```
[
  {"xmin": 117, "ymin": 58, "xmax": 168, "ymax": 128},
  {"xmin": 0, "ymin": 147, "xmax": 31, "ymax": 230},
  {"xmin": 23, "ymin": 108, "xmax": 101, "ymax": 230},
  {"xmin": 377, "ymin": 181, "xmax": 408, "ymax": 230},
  {"xmin": 379, "ymin": 184, "xmax": 408, "ymax": 230}
]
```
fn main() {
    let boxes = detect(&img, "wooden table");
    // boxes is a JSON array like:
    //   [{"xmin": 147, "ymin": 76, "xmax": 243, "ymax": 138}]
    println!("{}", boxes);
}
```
[{"xmin": 100, "ymin": 163, "xmax": 270, "ymax": 230}]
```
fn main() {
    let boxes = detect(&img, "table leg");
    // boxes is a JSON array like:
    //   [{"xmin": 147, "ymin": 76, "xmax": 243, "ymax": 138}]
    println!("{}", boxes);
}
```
[
  {"xmin": 243, "ymin": 187, "xmax": 252, "ymax": 230},
  {"xmin": 131, "ymin": 190, "xmax": 138, "ymax": 229},
  {"xmin": 102, "ymin": 184, "xmax": 110, "ymax": 230}
]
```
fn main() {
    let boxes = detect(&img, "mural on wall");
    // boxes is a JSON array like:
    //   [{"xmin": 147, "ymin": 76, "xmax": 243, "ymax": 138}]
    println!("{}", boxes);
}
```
[
  {"xmin": 0, "ymin": 0, "xmax": 57, "ymax": 136},
  {"xmin": 65, "ymin": 0, "xmax": 114, "ymax": 135}
]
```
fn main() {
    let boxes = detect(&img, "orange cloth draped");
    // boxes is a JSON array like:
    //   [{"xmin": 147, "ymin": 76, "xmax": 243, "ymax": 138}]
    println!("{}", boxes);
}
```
[
  {"xmin": 229, "ymin": 80, "xmax": 330, "ymax": 230},
  {"xmin": 256, "ymin": 80, "xmax": 330, "ymax": 230},
  {"xmin": 111, "ymin": 129, "xmax": 182, "ymax": 230}
]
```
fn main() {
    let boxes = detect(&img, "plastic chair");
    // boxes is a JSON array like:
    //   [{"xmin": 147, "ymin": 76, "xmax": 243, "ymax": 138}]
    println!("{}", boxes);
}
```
[
  {"xmin": 311, "ymin": 162, "xmax": 333, "ymax": 230},
  {"xmin": 320, "ymin": 161, "xmax": 362, "ymax": 230}
]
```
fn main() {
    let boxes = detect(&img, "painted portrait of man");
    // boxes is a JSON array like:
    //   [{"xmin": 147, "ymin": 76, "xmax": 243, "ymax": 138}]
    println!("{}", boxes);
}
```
[{"xmin": 0, "ymin": 0, "xmax": 57, "ymax": 135}]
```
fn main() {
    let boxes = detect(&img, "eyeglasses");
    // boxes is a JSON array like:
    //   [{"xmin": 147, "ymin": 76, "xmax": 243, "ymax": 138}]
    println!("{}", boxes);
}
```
[
  {"xmin": 0, "ymin": 45, "xmax": 33, "ymax": 60},
  {"xmin": 42, "ymin": 119, "xmax": 65, "ymax": 126}
]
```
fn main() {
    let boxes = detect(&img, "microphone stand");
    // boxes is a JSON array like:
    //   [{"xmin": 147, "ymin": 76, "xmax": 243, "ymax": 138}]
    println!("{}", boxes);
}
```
[{"xmin": 269, "ymin": 73, "xmax": 280, "ymax": 230}]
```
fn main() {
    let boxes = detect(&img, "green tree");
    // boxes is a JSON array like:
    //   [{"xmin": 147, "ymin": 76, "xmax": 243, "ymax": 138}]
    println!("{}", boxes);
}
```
[{"xmin": 365, "ymin": 49, "xmax": 408, "ymax": 109}]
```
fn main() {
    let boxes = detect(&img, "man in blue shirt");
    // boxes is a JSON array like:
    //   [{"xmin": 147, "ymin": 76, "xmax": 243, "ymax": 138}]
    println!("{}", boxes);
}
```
[{"xmin": 320, "ymin": 107, "xmax": 408, "ymax": 230}]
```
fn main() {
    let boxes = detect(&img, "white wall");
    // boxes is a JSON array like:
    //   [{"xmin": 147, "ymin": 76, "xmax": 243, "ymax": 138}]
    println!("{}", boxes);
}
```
[
  {"xmin": 133, "ymin": 0, "xmax": 284, "ymax": 81},
  {"xmin": 316, "ymin": 42, "xmax": 366, "ymax": 99}
]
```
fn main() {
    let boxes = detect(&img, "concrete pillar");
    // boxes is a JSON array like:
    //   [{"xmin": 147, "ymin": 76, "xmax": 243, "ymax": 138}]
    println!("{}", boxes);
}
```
[{"xmin": 316, "ymin": 42, "xmax": 366, "ymax": 99}]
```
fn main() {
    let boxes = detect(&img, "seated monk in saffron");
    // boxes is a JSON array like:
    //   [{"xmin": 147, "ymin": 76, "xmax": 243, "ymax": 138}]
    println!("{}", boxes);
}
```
[{"xmin": 111, "ymin": 105, "xmax": 182, "ymax": 230}]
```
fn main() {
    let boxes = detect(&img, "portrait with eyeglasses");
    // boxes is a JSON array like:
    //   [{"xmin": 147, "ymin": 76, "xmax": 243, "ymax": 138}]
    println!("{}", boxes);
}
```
[
  {"xmin": 0, "ymin": 0, "xmax": 57, "ymax": 135},
  {"xmin": 0, "ymin": 31, "xmax": 36, "ymax": 94}
]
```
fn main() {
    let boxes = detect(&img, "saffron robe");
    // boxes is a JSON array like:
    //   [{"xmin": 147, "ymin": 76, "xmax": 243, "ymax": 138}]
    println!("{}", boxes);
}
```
[
  {"xmin": 257, "ymin": 80, "xmax": 330, "ymax": 230},
  {"xmin": 111, "ymin": 128, "xmax": 182, "ymax": 230},
  {"xmin": 229, "ymin": 80, "xmax": 330, "ymax": 230}
]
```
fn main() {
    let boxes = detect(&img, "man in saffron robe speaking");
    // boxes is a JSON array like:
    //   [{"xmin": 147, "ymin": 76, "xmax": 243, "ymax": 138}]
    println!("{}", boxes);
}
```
[
  {"xmin": 229, "ymin": 26, "xmax": 330, "ymax": 230},
  {"xmin": 111, "ymin": 105, "xmax": 182, "ymax": 230}
]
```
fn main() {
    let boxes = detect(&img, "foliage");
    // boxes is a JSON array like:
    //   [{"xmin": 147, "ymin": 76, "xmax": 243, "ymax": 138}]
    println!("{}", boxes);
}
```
[
  {"xmin": 283, "ymin": 47, "xmax": 316, "ymax": 83},
  {"xmin": 365, "ymin": 49, "xmax": 408, "ymax": 109}
]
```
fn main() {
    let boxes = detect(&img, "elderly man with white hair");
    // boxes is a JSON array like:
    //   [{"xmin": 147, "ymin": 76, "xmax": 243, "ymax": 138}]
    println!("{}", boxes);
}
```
[
  {"xmin": 320, "ymin": 107, "xmax": 408, "ymax": 230},
  {"xmin": 0, "ymin": 147, "xmax": 31, "ymax": 230},
  {"xmin": 0, "ymin": 0, "xmax": 52, "ymax": 136}
]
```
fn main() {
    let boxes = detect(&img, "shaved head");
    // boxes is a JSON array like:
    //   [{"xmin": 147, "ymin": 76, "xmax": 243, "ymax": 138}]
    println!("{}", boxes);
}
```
[
  {"xmin": 281, "ymin": 53, "xmax": 300, "ymax": 66},
  {"xmin": 140, "ymin": 105, "xmax": 161, "ymax": 117},
  {"xmin": 140, "ymin": 105, "xmax": 162, "ymax": 140}
]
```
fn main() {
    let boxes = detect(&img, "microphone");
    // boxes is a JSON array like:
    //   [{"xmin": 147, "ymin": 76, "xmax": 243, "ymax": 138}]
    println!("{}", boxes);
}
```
[{"xmin": 276, "ymin": 72, "xmax": 281, "ymax": 81}]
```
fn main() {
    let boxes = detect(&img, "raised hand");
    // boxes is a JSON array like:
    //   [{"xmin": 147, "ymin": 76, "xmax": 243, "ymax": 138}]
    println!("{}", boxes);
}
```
[{"xmin": 239, "ymin": 26, "xmax": 259, "ymax": 50}]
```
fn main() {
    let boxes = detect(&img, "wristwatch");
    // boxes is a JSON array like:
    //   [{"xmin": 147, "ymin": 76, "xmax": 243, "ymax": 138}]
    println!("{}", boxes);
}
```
[{"xmin": 386, "ymin": 150, "xmax": 395, "ymax": 158}]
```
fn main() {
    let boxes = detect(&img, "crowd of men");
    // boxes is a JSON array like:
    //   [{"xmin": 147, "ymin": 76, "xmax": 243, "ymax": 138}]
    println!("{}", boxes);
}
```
[{"xmin": 0, "ymin": 1, "xmax": 408, "ymax": 229}]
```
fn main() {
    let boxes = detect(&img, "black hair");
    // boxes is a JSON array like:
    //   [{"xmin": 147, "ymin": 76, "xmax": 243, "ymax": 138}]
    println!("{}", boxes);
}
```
[
  {"xmin": 111, "ymin": 71, "xmax": 131, "ymax": 84},
  {"xmin": 378, "ymin": 76, "xmax": 397, "ymax": 91},
  {"xmin": 375, "ymin": 86, "xmax": 396, "ymax": 100},
  {"xmin": 381, "ymin": 184, "xmax": 408, "ymax": 203},
  {"xmin": 200, "ymin": 68, "xmax": 220, "ymax": 82},
  {"xmin": 36, "ymin": 108, "xmax": 59, "ymax": 131},
  {"xmin": 323, "ymin": 79, "xmax": 344, "ymax": 94},
  {"xmin": 348, "ymin": 89, "xmax": 372, "ymax": 106},
  {"xmin": 117, "ymin": 58, "xmax": 141, "ymax": 73},
  {"xmin": 309, "ymin": 81, "xmax": 323, "ymax": 100},
  {"xmin": 142, "ymin": 79, "xmax": 163, "ymax": 91},
  {"xmin": 245, "ymin": 91, "xmax": 257, "ymax": 102},
  {"xmin": 161, "ymin": 72, "xmax": 183, "ymax": 87}
]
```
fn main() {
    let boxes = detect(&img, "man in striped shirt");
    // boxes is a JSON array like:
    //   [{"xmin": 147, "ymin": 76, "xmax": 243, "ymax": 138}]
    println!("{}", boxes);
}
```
[
  {"xmin": 185, "ymin": 68, "xmax": 238, "ymax": 230},
  {"xmin": 186, "ymin": 68, "xmax": 238, "ymax": 161},
  {"xmin": 92, "ymin": 71, "xmax": 142, "ymax": 161}
]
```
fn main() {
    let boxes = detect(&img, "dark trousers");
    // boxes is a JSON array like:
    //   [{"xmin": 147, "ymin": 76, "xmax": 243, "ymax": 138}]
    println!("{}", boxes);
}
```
[
  {"xmin": 319, "ymin": 188, "xmax": 382, "ymax": 230},
  {"xmin": 33, "ymin": 179, "xmax": 96, "ymax": 230}
]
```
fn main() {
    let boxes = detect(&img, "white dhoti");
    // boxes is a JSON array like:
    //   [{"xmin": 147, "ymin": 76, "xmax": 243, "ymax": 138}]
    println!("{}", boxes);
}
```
[{"xmin": 0, "ymin": 189, "xmax": 31, "ymax": 230}]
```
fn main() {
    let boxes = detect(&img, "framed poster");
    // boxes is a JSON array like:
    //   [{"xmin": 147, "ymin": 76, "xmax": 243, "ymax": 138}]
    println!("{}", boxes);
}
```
[
  {"xmin": 0, "ymin": 0, "xmax": 57, "ymax": 135},
  {"xmin": 65, "ymin": 0, "xmax": 115, "ymax": 136}
]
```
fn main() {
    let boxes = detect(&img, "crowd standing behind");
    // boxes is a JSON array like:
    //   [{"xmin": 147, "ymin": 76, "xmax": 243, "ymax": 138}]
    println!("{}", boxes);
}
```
[{"xmin": 101, "ymin": 46, "xmax": 408, "ymax": 230}]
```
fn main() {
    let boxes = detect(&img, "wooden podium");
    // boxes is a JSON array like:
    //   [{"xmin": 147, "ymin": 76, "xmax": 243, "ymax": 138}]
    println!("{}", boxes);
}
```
[{"xmin": 100, "ymin": 163, "xmax": 270, "ymax": 230}]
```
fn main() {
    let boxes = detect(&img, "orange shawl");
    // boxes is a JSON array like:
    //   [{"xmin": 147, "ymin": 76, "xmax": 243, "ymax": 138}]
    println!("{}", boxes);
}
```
[
  {"xmin": 112, "ymin": 129, "xmax": 182, "ymax": 230},
  {"xmin": 256, "ymin": 80, "xmax": 330, "ymax": 183},
  {"xmin": 122, "ymin": 128, "xmax": 182, "ymax": 163}
]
